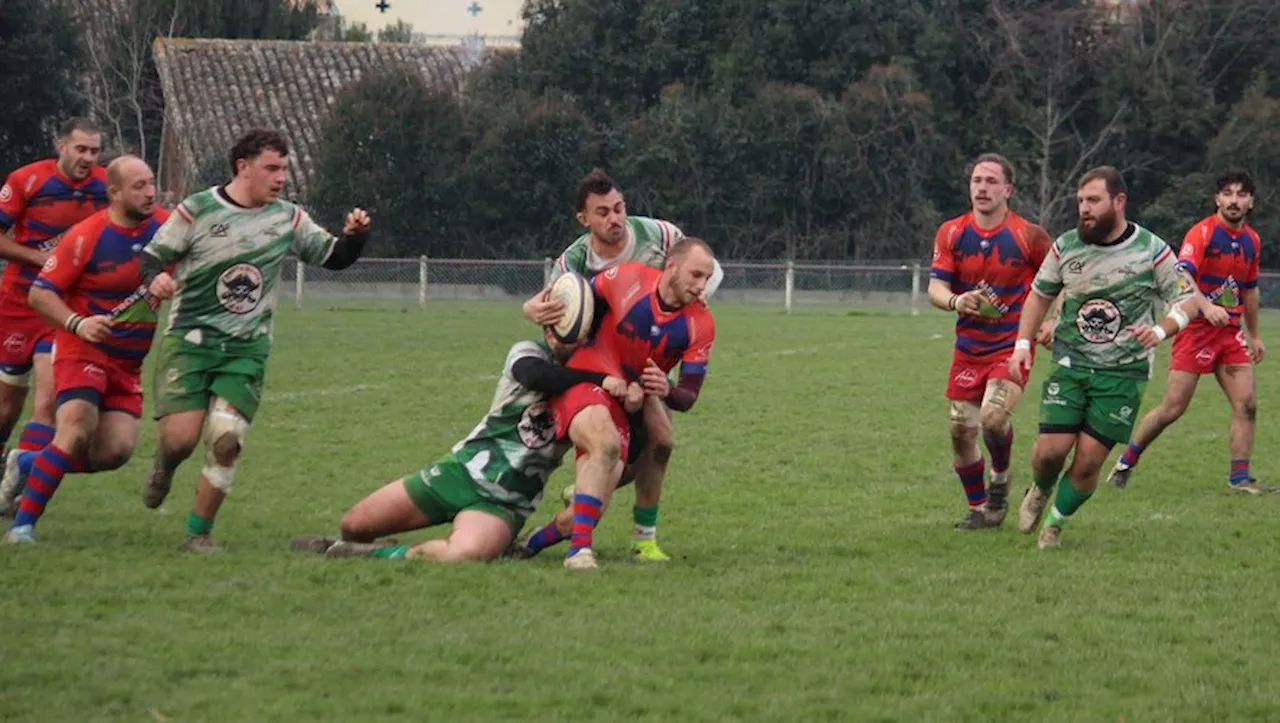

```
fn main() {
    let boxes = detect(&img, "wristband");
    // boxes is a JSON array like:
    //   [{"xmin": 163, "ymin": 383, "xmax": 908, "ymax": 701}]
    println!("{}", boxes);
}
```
[
  {"xmin": 65, "ymin": 314, "xmax": 83, "ymax": 333},
  {"xmin": 1153, "ymin": 326, "xmax": 1167, "ymax": 342},
  {"xmin": 948, "ymin": 294, "xmax": 958, "ymax": 311},
  {"xmin": 1015, "ymin": 339, "xmax": 1032, "ymax": 351},
  {"xmin": 1168, "ymin": 305, "xmax": 1190, "ymax": 331}
]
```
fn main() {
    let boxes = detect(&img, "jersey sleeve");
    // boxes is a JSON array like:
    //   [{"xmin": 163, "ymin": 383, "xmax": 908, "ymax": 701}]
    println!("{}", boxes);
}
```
[
  {"xmin": 1154, "ymin": 239, "xmax": 1196, "ymax": 305},
  {"xmin": 1031, "ymin": 239, "xmax": 1066, "ymax": 298},
  {"xmin": 1176, "ymin": 223, "xmax": 1209, "ymax": 279},
  {"xmin": 550, "ymin": 242, "xmax": 589, "ymax": 282},
  {"xmin": 0, "ymin": 166, "xmax": 32, "ymax": 233},
  {"xmin": 1241, "ymin": 230, "xmax": 1261, "ymax": 290},
  {"xmin": 503, "ymin": 340, "xmax": 550, "ymax": 379},
  {"xmin": 680, "ymin": 310, "xmax": 716, "ymax": 376},
  {"xmin": 655, "ymin": 219, "xmax": 684, "ymax": 255},
  {"xmin": 291, "ymin": 208, "xmax": 338, "ymax": 266},
  {"xmin": 33, "ymin": 218, "xmax": 99, "ymax": 296},
  {"xmin": 1027, "ymin": 224, "xmax": 1054, "ymax": 271},
  {"xmin": 929, "ymin": 222, "xmax": 958, "ymax": 284},
  {"xmin": 145, "ymin": 202, "xmax": 196, "ymax": 264}
]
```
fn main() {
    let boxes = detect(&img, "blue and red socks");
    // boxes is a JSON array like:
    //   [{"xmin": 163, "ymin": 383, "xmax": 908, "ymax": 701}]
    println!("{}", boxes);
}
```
[
  {"xmin": 523, "ymin": 522, "xmax": 568, "ymax": 555},
  {"xmin": 567, "ymin": 493, "xmax": 603, "ymax": 557},
  {"xmin": 983, "ymin": 426, "xmax": 1014, "ymax": 482},
  {"xmin": 1230, "ymin": 459, "xmax": 1250, "ymax": 487},
  {"xmin": 1118, "ymin": 442, "xmax": 1145, "ymax": 470},
  {"xmin": 12, "ymin": 443, "xmax": 73, "ymax": 530},
  {"xmin": 956, "ymin": 459, "xmax": 987, "ymax": 508},
  {"xmin": 17, "ymin": 422, "xmax": 53, "ymax": 453}
]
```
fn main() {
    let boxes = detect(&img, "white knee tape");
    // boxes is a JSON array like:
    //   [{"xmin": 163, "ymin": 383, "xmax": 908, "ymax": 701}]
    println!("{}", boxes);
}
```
[
  {"xmin": 0, "ymin": 369, "xmax": 31, "ymax": 388},
  {"xmin": 949, "ymin": 401, "xmax": 981, "ymax": 429},
  {"xmin": 201, "ymin": 398, "xmax": 249, "ymax": 492}
]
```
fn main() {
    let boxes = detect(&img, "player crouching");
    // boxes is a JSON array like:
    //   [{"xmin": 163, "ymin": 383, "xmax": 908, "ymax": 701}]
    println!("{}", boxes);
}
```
[
  {"xmin": 291, "ymin": 331, "xmax": 641, "ymax": 563},
  {"xmin": 3, "ymin": 157, "xmax": 167, "ymax": 544}
]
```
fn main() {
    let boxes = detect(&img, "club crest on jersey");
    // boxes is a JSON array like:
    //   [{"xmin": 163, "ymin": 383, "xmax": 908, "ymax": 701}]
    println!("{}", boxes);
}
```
[
  {"xmin": 0, "ymin": 184, "xmax": 10, "ymax": 203},
  {"xmin": 216, "ymin": 263, "xmax": 264, "ymax": 315},
  {"xmin": 1076, "ymin": 299, "xmax": 1121, "ymax": 343},
  {"xmin": 517, "ymin": 401, "xmax": 557, "ymax": 449}
]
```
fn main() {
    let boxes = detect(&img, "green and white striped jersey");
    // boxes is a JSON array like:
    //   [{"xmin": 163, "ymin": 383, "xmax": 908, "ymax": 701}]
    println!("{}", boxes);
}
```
[
  {"xmin": 144, "ymin": 187, "xmax": 338, "ymax": 353},
  {"xmin": 1033, "ymin": 223, "xmax": 1195, "ymax": 378},
  {"xmin": 550, "ymin": 216, "xmax": 683, "ymax": 281}
]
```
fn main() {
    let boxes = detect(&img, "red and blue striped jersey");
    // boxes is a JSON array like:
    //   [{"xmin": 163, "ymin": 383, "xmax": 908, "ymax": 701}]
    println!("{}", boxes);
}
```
[
  {"xmin": 1177, "ymin": 216, "xmax": 1260, "ymax": 330},
  {"xmin": 33, "ymin": 208, "xmax": 170, "ymax": 367},
  {"xmin": 0, "ymin": 159, "xmax": 108, "ymax": 316},
  {"xmin": 931, "ymin": 211, "xmax": 1052, "ymax": 358}
]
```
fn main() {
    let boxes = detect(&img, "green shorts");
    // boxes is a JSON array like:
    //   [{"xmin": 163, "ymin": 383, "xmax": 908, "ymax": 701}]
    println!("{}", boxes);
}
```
[
  {"xmin": 152, "ymin": 335, "xmax": 268, "ymax": 422},
  {"xmin": 1038, "ymin": 365, "xmax": 1147, "ymax": 447},
  {"xmin": 402, "ymin": 454, "xmax": 528, "ymax": 534}
]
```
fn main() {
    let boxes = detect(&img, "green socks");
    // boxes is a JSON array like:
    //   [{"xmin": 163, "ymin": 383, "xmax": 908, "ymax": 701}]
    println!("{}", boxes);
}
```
[
  {"xmin": 1044, "ymin": 476, "xmax": 1093, "ymax": 528},
  {"xmin": 633, "ymin": 505, "xmax": 659, "ymax": 541},
  {"xmin": 371, "ymin": 544, "xmax": 409, "ymax": 559},
  {"xmin": 186, "ymin": 513, "xmax": 214, "ymax": 537}
]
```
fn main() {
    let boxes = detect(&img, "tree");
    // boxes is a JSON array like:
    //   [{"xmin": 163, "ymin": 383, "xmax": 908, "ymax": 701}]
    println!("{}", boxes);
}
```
[
  {"xmin": 0, "ymin": 0, "xmax": 87, "ymax": 175},
  {"xmin": 377, "ymin": 19, "xmax": 414, "ymax": 43}
]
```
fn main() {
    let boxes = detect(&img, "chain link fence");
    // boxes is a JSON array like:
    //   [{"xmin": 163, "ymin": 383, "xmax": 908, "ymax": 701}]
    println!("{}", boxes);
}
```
[{"xmin": 282, "ymin": 257, "xmax": 1280, "ymax": 314}]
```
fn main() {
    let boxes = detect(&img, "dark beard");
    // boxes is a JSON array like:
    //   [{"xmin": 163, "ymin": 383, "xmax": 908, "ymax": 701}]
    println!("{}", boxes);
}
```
[
  {"xmin": 124, "ymin": 206, "xmax": 152, "ymax": 223},
  {"xmin": 1078, "ymin": 211, "xmax": 1118, "ymax": 245}
]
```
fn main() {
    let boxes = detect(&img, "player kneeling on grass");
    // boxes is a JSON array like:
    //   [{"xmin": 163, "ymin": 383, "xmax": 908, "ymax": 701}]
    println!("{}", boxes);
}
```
[
  {"xmin": 292, "ymin": 331, "xmax": 642, "ymax": 562},
  {"xmin": 3, "ymin": 157, "xmax": 167, "ymax": 544}
]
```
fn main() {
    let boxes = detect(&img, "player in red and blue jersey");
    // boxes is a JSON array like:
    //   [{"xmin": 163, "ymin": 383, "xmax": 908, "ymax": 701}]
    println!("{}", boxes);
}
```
[
  {"xmin": 1109, "ymin": 171, "xmax": 1266, "ymax": 494},
  {"xmin": 3, "ymin": 156, "xmax": 167, "ymax": 544},
  {"xmin": 546, "ymin": 239, "xmax": 717, "ymax": 570},
  {"xmin": 0, "ymin": 118, "xmax": 107, "ymax": 496},
  {"xmin": 928, "ymin": 153, "xmax": 1054, "ymax": 530}
]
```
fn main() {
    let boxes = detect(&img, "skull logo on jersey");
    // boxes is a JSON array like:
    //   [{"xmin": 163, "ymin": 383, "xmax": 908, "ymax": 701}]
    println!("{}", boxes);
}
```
[
  {"xmin": 517, "ymin": 401, "xmax": 557, "ymax": 449},
  {"xmin": 216, "ymin": 263, "xmax": 264, "ymax": 314},
  {"xmin": 1076, "ymin": 299, "xmax": 1121, "ymax": 343}
]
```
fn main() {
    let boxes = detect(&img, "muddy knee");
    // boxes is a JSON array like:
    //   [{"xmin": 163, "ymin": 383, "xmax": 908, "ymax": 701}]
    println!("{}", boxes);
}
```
[
  {"xmin": 948, "ymin": 401, "xmax": 980, "ymax": 451},
  {"xmin": 202, "ymin": 398, "xmax": 249, "ymax": 492}
]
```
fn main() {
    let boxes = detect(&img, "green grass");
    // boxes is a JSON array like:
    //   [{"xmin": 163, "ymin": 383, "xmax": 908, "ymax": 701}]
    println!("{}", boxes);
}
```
[{"xmin": 2, "ymin": 302, "xmax": 1279, "ymax": 722}]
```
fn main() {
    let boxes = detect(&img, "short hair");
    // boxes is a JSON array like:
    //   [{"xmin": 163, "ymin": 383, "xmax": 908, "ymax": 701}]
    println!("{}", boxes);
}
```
[
  {"xmin": 576, "ymin": 168, "xmax": 622, "ymax": 212},
  {"xmin": 228, "ymin": 129, "xmax": 289, "ymax": 176},
  {"xmin": 1216, "ymin": 169, "xmax": 1256, "ymax": 196},
  {"xmin": 669, "ymin": 236, "xmax": 713, "ymax": 262},
  {"xmin": 1078, "ymin": 166, "xmax": 1127, "ymax": 199},
  {"xmin": 966, "ymin": 153, "xmax": 1015, "ymax": 185},
  {"xmin": 58, "ymin": 117, "xmax": 100, "ymax": 139}
]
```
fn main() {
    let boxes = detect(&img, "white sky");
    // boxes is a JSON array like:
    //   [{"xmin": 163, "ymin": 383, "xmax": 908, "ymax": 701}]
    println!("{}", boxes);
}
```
[{"xmin": 335, "ymin": 0, "xmax": 524, "ymax": 39}]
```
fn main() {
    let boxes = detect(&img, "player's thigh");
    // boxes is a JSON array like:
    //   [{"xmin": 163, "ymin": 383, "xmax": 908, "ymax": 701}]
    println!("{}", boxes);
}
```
[
  {"xmin": 152, "ymin": 336, "xmax": 216, "ymax": 419},
  {"xmin": 1082, "ymin": 374, "xmax": 1147, "ymax": 450},
  {"xmin": 1037, "ymin": 368, "xmax": 1088, "ymax": 435},
  {"xmin": 344, "ymin": 476, "xmax": 433, "ymax": 537},
  {"xmin": 1159, "ymin": 370, "xmax": 1200, "ymax": 415},
  {"xmin": 641, "ymin": 395, "xmax": 675, "ymax": 450},
  {"xmin": 1068, "ymin": 431, "xmax": 1114, "ymax": 478},
  {"xmin": 446, "ymin": 508, "xmax": 520, "ymax": 561},
  {"xmin": 0, "ymin": 320, "xmax": 39, "ymax": 396}
]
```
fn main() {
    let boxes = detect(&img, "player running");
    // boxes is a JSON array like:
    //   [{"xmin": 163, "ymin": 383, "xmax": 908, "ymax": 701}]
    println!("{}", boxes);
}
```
[
  {"xmin": 1107, "ymin": 171, "xmax": 1263, "ymax": 493},
  {"xmin": 551, "ymin": 239, "xmax": 717, "ymax": 570},
  {"xmin": 1009, "ymin": 166, "xmax": 1200, "ymax": 550},
  {"xmin": 928, "ymin": 153, "xmax": 1054, "ymax": 530},
  {"xmin": 0, "ymin": 118, "xmax": 107, "ymax": 513},
  {"xmin": 2, "ymin": 157, "xmax": 167, "ymax": 543},
  {"xmin": 520, "ymin": 168, "xmax": 723, "ymax": 562},
  {"xmin": 138, "ymin": 129, "xmax": 371, "ymax": 553},
  {"xmin": 293, "ymin": 332, "xmax": 642, "ymax": 562}
]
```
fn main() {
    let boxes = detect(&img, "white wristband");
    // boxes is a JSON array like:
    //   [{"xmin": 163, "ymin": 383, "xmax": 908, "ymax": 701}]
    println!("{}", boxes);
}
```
[
  {"xmin": 1168, "ymin": 305, "xmax": 1190, "ymax": 331},
  {"xmin": 1015, "ymin": 339, "xmax": 1032, "ymax": 351},
  {"xmin": 1153, "ymin": 326, "xmax": 1168, "ymax": 342}
]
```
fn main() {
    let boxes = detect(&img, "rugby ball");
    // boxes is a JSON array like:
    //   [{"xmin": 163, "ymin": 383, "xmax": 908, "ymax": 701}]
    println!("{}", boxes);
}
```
[{"xmin": 546, "ymin": 272, "xmax": 594, "ymax": 344}]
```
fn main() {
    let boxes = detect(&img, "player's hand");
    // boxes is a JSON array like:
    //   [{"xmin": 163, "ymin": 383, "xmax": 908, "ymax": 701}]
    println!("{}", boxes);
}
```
[
  {"xmin": 1201, "ymin": 304, "xmax": 1230, "ymax": 327},
  {"xmin": 343, "ymin": 208, "xmax": 371, "ymax": 236},
  {"xmin": 639, "ymin": 358, "xmax": 669, "ymax": 397},
  {"xmin": 149, "ymin": 271, "xmax": 177, "ymax": 300},
  {"xmin": 1008, "ymin": 348, "xmax": 1032, "ymax": 385},
  {"xmin": 1036, "ymin": 319, "xmax": 1056, "ymax": 348},
  {"xmin": 601, "ymin": 375, "xmax": 627, "ymax": 398},
  {"xmin": 76, "ymin": 315, "xmax": 114, "ymax": 343},
  {"xmin": 522, "ymin": 290, "xmax": 564, "ymax": 326},
  {"xmin": 624, "ymin": 382, "xmax": 645, "ymax": 413},
  {"xmin": 954, "ymin": 291, "xmax": 983, "ymax": 316},
  {"xmin": 1127, "ymin": 323, "xmax": 1165, "ymax": 349},
  {"xmin": 1250, "ymin": 336, "xmax": 1266, "ymax": 364}
]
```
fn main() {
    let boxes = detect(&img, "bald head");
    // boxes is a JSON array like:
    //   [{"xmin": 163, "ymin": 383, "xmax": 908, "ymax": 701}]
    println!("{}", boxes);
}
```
[
  {"xmin": 662, "ymin": 237, "xmax": 716, "ymax": 307},
  {"xmin": 106, "ymin": 155, "xmax": 156, "ymax": 225}
]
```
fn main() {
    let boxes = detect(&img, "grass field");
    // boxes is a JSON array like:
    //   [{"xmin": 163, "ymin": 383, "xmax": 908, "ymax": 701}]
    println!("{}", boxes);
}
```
[{"xmin": 2, "ymin": 301, "xmax": 1279, "ymax": 722}]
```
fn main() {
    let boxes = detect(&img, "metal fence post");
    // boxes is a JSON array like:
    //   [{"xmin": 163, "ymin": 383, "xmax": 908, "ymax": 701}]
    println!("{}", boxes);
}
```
[
  {"xmin": 784, "ymin": 259, "xmax": 795, "ymax": 314},
  {"xmin": 294, "ymin": 258, "xmax": 304, "ymax": 310},
  {"xmin": 419, "ymin": 255, "xmax": 428, "ymax": 310},
  {"xmin": 910, "ymin": 263, "xmax": 921, "ymax": 316}
]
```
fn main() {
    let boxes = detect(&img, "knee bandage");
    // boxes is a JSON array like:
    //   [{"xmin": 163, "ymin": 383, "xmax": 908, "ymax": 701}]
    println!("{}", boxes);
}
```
[
  {"xmin": 201, "ymin": 398, "xmax": 249, "ymax": 491},
  {"xmin": 949, "ymin": 401, "xmax": 980, "ymax": 430}
]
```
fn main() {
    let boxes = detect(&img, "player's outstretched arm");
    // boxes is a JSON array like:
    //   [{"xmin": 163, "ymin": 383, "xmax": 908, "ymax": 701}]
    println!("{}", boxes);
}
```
[
  {"xmin": 319, "ymin": 208, "xmax": 371, "ymax": 270},
  {"xmin": 511, "ymin": 356, "xmax": 620, "ymax": 397}
]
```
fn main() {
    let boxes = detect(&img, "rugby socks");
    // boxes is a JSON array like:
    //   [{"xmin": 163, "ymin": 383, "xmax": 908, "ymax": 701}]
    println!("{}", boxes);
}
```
[
  {"xmin": 1230, "ymin": 459, "xmax": 1251, "ymax": 487},
  {"xmin": 1118, "ymin": 442, "xmax": 1144, "ymax": 470},
  {"xmin": 633, "ymin": 505, "xmax": 659, "ymax": 542},
  {"xmin": 17, "ymin": 422, "xmax": 53, "ymax": 453},
  {"xmin": 524, "ymin": 522, "xmax": 567, "ymax": 553},
  {"xmin": 1044, "ymin": 476, "xmax": 1092, "ymax": 528},
  {"xmin": 984, "ymin": 426, "xmax": 1014, "ymax": 482},
  {"xmin": 186, "ymin": 512, "xmax": 214, "ymax": 537},
  {"xmin": 371, "ymin": 544, "xmax": 409, "ymax": 559},
  {"xmin": 12, "ymin": 444, "xmax": 73, "ymax": 529},
  {"xmin": 955, "ymin": 459, "xmax": 987, "ymax": 508},
  {"xmin": 568, "ymin": 493, "xmax": 603, "ymax": 557}
]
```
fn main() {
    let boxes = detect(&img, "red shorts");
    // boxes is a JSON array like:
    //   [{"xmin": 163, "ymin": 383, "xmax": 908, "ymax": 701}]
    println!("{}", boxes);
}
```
[
  {"xmin": 53, "ymin": 356, "xmax": 144, "ymax": 418},
  {"xmin": 549, "ymin": 382, "xmax": 632, "ymax": 463},
  {"xmin": 0, "ymin": 313, "xmax": 54, "ymax": 383},
  {"xmin": 945, "ymin": 350, "xmax": 1029, "ymax": 403},
  {"xmin": 1171, "ymin": 324, "xmax": 1251, "ymax": 375}
]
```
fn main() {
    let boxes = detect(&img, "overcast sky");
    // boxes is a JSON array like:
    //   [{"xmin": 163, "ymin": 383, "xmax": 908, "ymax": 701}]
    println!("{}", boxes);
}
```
[{"xmin": 337, "ymin": 0, "xmax": 524, "ymax": 40}]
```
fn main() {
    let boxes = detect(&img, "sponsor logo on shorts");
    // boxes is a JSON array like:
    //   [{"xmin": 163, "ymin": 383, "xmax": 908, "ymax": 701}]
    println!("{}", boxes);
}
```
[
  {"xmin": 82, "ymin": 363, "xmax": 105, "ymax": 381},
  {"xmin": 3, "ymin": 332, "xmax": 26, "ymax": 356},
  {"xmin": 216, "ymin": 263, "xmax": 264, "ymax": 315},
  {"xmin": 1076, "ymin": 299, "xmax": 1121, "ymax": 344},
  {"xmin": 1109, "ymin": 405, "xmax": 1134, "ymax": 425},
  {"xmin": 1043, "ymin": 381, "xmax": 1068, "ymax": 407},
  {"xmin": 1195, "ymin": 348, "xmax": 1215, "ymax": 365},
  {"xmin": 954, "ymin": 367, "xmax": 979, "ymax": 388},
  {"xmin": 517, "ymin": 401, "xmax": 557, "ymax": 449}
]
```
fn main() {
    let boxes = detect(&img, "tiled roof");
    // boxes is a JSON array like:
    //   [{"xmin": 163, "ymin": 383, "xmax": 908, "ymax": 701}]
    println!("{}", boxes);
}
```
[{"xmin": 153, "ymin": 38, "xmax": 478, "ymax": 199}]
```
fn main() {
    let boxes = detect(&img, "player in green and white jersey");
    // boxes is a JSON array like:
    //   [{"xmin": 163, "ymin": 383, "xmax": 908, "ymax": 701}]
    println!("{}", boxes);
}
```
[
  {"xmin": 519, "ymin": 169, "xmax": 722, "ymax": 563},
  {"xmin": 292, "ymin": 331, "xmax": 641, "ymax": 562},
  {"xmin": 138, "ymin": 129, "xmax": 371, "ymax": 552},
  {"xmin": 1008, "ymin": 166, "xmax": 1202, "ymax": 550}
]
